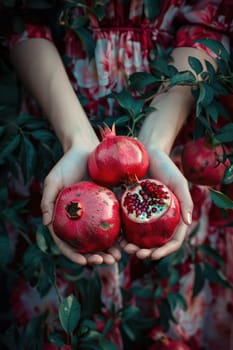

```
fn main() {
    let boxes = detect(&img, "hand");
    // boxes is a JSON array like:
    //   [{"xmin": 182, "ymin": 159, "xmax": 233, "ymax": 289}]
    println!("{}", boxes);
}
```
[
  {"xmin": 40, "ymin": 144, "xmax": 122, "ymax": 265},
  {"xmin": 120, "ymin": 148, "xmax": 193, "ymax": 260}
]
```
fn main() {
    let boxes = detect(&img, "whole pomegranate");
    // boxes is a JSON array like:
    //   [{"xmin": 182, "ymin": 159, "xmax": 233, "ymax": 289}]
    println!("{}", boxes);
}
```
[
  {"xmin": 181, "ymin": 137, "xmax": 230, "ymax": 186},
  {"xmin": 120, "ymin": 178, "xmax": 180, "ymax": 248},
  {"xmin": 88, "ymin": 123, "xmax": 149, "ymax": 186},
  {"xmin": 52, "ymin": 181, "xmax": 121, "ymax": 253}
]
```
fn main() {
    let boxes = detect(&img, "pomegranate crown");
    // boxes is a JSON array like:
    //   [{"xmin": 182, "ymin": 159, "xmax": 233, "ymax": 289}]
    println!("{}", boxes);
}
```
[{"xmin": 99, "ymin": 123, "xmax": 116, "ymax": 139}]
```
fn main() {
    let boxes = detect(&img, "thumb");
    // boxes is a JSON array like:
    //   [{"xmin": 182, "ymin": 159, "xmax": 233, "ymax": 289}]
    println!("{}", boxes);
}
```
[
  {"xmin": 172, "ymin": 177, "xmax": 193, "ymax": 225},
  {"xmin": 40, "ymin": 176, "xmax": 63, "ymax": 226}
]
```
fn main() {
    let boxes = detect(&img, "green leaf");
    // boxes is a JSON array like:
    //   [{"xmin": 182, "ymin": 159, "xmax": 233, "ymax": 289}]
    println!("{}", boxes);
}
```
[
  {"xmin": 198, "ymin": 244, "xmax": 225, "ymax": 267},
  {"xmin": 0, "ymin": 232, "xmax": 10, "ymax": 267},
  {"xmin": 18, "ymin": 137, "xmax": 36, "ymax": 183},
  {"xmin": 102, "ymin": 318, "xmax": 113, "ymax": 336},
  {"xmin": 24, "ymin": 313, "xmax": 48, "ymax": 349},
  {"xmin": 192, "ymin": 263, "xmax": 205, "ymax": 298},
  {"xmin": 196, "ymin": 38, "xmax": 230, "ymax": 62},
  {"xmin": 74, "ymin": 27, "xmax": 96, "ymax": 60},
  {"xmin": 168, "ymin": 70, "xmax": 196, "ymax": 88},
  {"xmin": 129, "ymin": 72, "xmax": 158, "ymax": 90},
  {"xmin": 31, "ymin": 129, "xmax": 55, "ymax": 142},
  {"xmin": 59, "ymin": 294, "xmax": 81, "ymax": 333},
  {"xmin": 47, "ymin": 332, "xmax": 66, "ymax": 347},
  {"xmin": 167, "ymin": 291, "xmax": 187, "ymax": 311},
  {"xmin": 17, "ymin": 113, "xmax": 48, "ymax": 130},
  {"xmin": 21, "ymin": 244, "xmax": 44, "ymax": 280},
  {"xmin": 215, "ymin": 123, "xmax": 233, "ymax": 143},
  {"xmin": 143, "ymin": 0, "xmax": 162, "ymax": 21},
  {"xmin": 153, "ymin": 285, "xmax": 163, "ymax": 298},
  {"xmin": 222, "ymin": 164, "xmax": 233, "ymax": 184},
  {"xmin": 197, "ymin": 82, "xmax": 215, "ymax": 107},
  {"xmin": 94, "ymin": 4, "xmax": 105, "ymax": 20},
  {"xmin": 71, "ymin": 16, "xmax": 89, "ymax": 29},
  {"xmin": 188, "ymin": 56, "xmax": 203, "ymax": 75},
  {"xmin": 111, "ymin": 89, "xmax": 135, "ymax": 112},
  {"xmin": 209, "ymin": 188, "xmax": 233, "ymax": 209},
  {"xmin": 130, "ymin": 285, "xmax": 153, "ymax": 298},
  {"xmin": 205, "ymin": 60, "xmax": 216, "ymax": 80},
  {"xmin": 114, "ymin": 115, "xmax": 131, "ymax": 126},
  {"xmin": 204, "ymin": 262, "xmax": 232, "ymax": 288},
  {"xmin": 0, "ymin": 134, "xmax": 21, "ymax": 160},
  {"xmin": 158, "ymin": 298, "xmax": 177, "ymax": 332},
  {"xmin": 121, "ymin": 322, "xmax": 136, "ymax": 341},
  {"xmin": 168, "ymin": 267, "xmax": 180, "ymax": 286},
  {"xmin": 0, "ymin": 324, "xmax": 24, "ymax": 350},
  {"xmin": 36, "ymin": 262, "xmax": 55, "ymax": 297},
  {"xmin": 205, "ymin": 102, "xmax": 219, "ymax": 123}
]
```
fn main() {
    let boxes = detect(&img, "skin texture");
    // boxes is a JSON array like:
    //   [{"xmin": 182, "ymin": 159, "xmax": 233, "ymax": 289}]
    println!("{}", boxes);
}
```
[{"xmin": 10, "ymin": 40, "xmax": 217, "ymax": 265}]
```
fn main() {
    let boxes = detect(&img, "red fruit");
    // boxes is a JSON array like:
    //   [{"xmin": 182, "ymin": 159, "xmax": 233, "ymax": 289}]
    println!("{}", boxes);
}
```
[
  {"xmin": 120, "ymin": 178, "xmax": 180, "ymax": 248},
  {"xmin": 181, "ymin": 137, "xmax": 230, "ymax": 186},
  {"xmin": 52, "ymin": 181, "xmax": 121, "ymax": 253},
  {"xmin": 88, "ymin": 124, "xmax": 149, "ymax": 186}
]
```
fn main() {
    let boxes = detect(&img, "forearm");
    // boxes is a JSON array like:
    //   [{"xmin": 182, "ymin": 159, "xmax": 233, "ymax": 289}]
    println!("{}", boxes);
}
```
[
  {"xmin": 139, "ymin": 47, "xmax": 217, "ymax": 154},
  {"xmin": 10, "ymin": 38, "xmax": 98, "ymax": 152}
]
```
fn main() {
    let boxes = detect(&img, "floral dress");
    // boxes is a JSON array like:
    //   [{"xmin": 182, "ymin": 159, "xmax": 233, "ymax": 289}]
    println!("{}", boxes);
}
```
[{"xmin": 1, "ymin": 1, "xmax": 233, "ymax": 349}]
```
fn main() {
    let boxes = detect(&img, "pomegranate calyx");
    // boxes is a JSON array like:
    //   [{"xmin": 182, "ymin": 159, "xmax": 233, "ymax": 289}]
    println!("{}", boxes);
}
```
[
  {"xmin": 65, "ymin": 201, "xmax": 83, "ymax": 219},
  {"xmin": 99, "ymin": 123, "xmax": 116, "ymax": 140}
]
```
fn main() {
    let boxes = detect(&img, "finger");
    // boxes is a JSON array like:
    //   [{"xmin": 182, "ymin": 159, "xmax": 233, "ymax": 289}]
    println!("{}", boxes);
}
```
[
  {"xmin": 107, "ymin": 246, "xmax": 122, "ymax": 261},
  {"xmin": 50, "ymin": 229, "xmax": 88, "ymax": 265},
  {"xmin": 98, "ymin": 253, "xmax": 116, "ymax": 265},
  {"xmin": 41, "ymin": 175, "xmax": 63, "ymax": 225},
  {"xmin": 151, "ymin": 222, "xmax": 188, "ymax": 260},
  {"xmin": 86, "ymin": 254, "xmax": 104, "ymax": 265},
  {"xmin": 119, "ymin": 237, "xmax": 128, "ymax": 249},
  {"xmin": 136, "ymin": 248, "xmax": 153, "ymax": 259},
  {"xmin": 123, "ymin": 243, "xmax": 140, "ymax": 254},
  {"xmin": 171, "ymin": 178, "xmax": 193, "ymax": 226}
]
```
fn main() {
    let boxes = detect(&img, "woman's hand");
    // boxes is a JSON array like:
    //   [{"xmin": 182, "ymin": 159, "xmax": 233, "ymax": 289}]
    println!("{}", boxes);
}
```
[
  {"xmin": 120, "ymin": 85, "xmax": 194, "ymax": 260},
  {"xmin": 40, "ymin": 144, "xmax": 122, "ymax": 266}
]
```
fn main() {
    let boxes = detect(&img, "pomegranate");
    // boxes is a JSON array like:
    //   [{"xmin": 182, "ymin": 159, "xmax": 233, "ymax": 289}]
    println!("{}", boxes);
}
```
[
  {"xmin": 88, "ymin": 124, "xmax": 149, "ymax": 186},
  {"xmin": 120, "ymin": 179, "xmax": 180, "ymax": 248},
  {"xmin": 181, "ymin": 137, "xmax": 230, "ymax": 186},
  {"xmin": 52, "ymin": 181, "xmax": 121, "ymax": 253}
]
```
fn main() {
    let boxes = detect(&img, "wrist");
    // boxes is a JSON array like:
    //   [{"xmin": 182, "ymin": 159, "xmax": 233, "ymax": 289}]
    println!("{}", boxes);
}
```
[{"xmin": 139, "ymin": 87, "xmax": 194, "ymax": 155}]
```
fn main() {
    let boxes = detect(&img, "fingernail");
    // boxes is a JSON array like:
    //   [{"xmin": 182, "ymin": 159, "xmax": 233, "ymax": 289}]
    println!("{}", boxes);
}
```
[{"xmin": 187, "ymin": 212, "xmax": 192, "ymax": 225}]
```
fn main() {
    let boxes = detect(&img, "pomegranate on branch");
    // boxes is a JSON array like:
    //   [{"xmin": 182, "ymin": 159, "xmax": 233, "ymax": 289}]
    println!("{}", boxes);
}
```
[
  {"xmin": 52, "ymin": 181, "xmax": 121, "ymax": 253},
  {"xmin": 88, "ymin": 123, "xmax": 149, "ymax": 187},
  {"xmin": 181, "ymin": 136, "xmax": 230, "ymax": 186},
  {"xmin": 120, "ymin": 178, "xmax": 180, "ymax": 248}
]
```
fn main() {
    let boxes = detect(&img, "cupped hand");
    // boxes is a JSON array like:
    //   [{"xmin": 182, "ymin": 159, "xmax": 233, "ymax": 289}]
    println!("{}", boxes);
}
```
[
  {"xmin": 40, "ymin": 145, "xmax": 122, "ymax": 265},
  {"xmin": 120, "ymin": 148, "xmax": 193, "ymax": 260}
]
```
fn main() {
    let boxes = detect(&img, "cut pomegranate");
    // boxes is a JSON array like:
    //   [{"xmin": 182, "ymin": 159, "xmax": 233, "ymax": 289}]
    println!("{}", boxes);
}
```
[{"xmin": 120, "ymin": 179, "xmax": 180, "ymax": 248}]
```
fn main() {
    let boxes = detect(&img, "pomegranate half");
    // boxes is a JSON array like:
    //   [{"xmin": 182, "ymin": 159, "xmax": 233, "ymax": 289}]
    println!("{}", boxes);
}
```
[
  {"xmin": 120, "ymin": 179, "xmax": 180, "ymax": 248},
  {"xmin": 52, "ymin": 181, "xmax": 121, "ymax": 253},
  {"xmin": 88, "ymin": 124, "xmax": 150, "ymax": 187}
]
